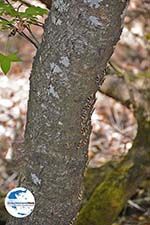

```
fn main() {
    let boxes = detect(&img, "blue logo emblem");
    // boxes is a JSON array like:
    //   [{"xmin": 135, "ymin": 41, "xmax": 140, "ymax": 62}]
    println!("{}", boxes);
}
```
[{"xmin": 5, "ymin": 187, "xmax": 35, "ymax": 218}]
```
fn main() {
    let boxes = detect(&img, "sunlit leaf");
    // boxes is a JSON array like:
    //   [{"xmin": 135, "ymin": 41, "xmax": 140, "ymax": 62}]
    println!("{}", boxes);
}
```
[
  {"xmin": 0, "ymin": 20, "xmax": 13, "ymax": 26},
  {"xmin": 0, "ymin": 54, "xmax": 11, "ymax": 75},
  {"xmin": 25, "ymin": 6, "xmax": 48, "ymax": 17},
  {"xmin": 0, "ymin": 52, "xmax": 21, "ymax": 75},
  {"xmin": 0, "ymin": 2, "xmax": 18, "ymax": 17},
  {"xmin": 0, "ymin": 19, "xmax": 14, "ymax": 30}
]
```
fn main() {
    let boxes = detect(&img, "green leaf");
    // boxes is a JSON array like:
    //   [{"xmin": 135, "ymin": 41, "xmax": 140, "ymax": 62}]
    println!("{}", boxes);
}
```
[
  {"xmin": 0, "ymin": 52, "xmax": 21, "ymax": 75},
  {"xmin": 1, "ymin": 58, "xmax": 11, "ymax": 75},
  {"xmin": 18, "ymin": 6, "xmax": 48, "ymax": 20},
  {"xmin": 0, "ymin": 2, "xmax": 18, "ymax": 17},
  {"xmin": 0, "ymin": 19, "xmax": 14, "ymax": 30},
  {"xmin": 0, "ymin": 19, "xmax": 13, "ymax": 25},
  {"xmin": 0, "ymin": 54, "xmax": 11, "ymax": 75},
  {"xmin": 8, "ymin": 53, "xmax": 21, "ymax": 62},
  {"xmin": 25, "ymin": 6, "xmax": 48, "ymax": 17}
]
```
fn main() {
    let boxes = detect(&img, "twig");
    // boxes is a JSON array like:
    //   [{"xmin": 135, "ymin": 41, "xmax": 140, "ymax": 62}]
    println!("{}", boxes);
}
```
[
  {"xmin": 109, "ymin": 61, "xmax": 136, "ymax": 110},
  {"xmin": 30, "ymin": 21, "xmax": 44, "ymax": 28},
  {"xmin": 25, "ymin": 25, "xmax": 40, "ymax": 46},
  {"xmin": 0, "ymin": 16, "xmax": 38, "ymax": 48},
  {"xmin": 109, "ymin": 61, "xmax": 124, "ymax": 77},
  {"xmin": 17, "ymin": 3, "xmax": 24, "ymax": 12},
  {"xmin": 11, "ymin": 0, "xmax": 31, "ymax": 7},
  {"xmin": 18, "ymin": 30, "xmax": 39, "ymax": 48},
  {"xmin": 4, "ymin": 0, "xmax": 13, "ymax": 7},
  {"xmin": 1, "ymin": 1, "xmax": 41, "ymax": 48},
  {"xmin": 3, "ymin": 172, "xmax": 18, "ymax": 186},
  {"xmin": 135, "ymin": 197, "xmax": 150, "ymax": 204},
  {"xmin": 128, "ymin": 200, "xmax": 145, "ymax": 212}
]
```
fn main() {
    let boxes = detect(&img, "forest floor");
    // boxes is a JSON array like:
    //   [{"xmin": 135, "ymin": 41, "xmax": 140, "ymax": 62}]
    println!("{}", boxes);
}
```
[{"xmin": 0, "ymin": 0, "xmax": 150, "ymax": 224}]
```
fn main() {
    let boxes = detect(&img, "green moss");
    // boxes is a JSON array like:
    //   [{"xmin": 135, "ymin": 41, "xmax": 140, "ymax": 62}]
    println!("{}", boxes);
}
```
[
  {"xmin": 76, "ymin": 160, "xmax": 135, "ymax": 225},
  {"xmin": 76, "ymin": 176, "xmax": 126, "ymax": 225},
  {"xmin": 83, "ymin": 163, "xmax": 113, "ymax": 202}
]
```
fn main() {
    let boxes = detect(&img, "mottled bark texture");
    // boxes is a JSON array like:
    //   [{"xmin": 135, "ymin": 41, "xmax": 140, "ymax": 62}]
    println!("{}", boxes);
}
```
[{"xmin": 6, "ymin": 1, "xmax": 127, "ymax": 225}]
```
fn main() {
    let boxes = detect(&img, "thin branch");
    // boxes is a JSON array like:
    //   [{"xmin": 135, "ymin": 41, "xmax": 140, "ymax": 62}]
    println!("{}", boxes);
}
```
[
  {"xmin": 2, "ymin": 0, "xmax": 43, "ymax": 46},
  {"xmin": 0, "ymin": 16, "xmax": 38, "ymax": 48},
  {"xmin": 128, "ymin": 200, "xmax": 145, "ymax": 212},
  {"xmin": 25, "ymin": 25, "xmax": 40, "ymax": 46},
  {"xmin": 109, "ymin": 61, "xmax": 136, "ymax": 110},
  {"xmin": 4, "ymin": 0, "xmax": 13, "ymax": 7},
  {"xmin": 0, "ymin": 16, "xmax": 15, "ymax": 27},
  {"xmin": 11, "ymin": 0, "xmax": 31, "ymax": 7},
  {"xmin": 109, "ymin": 61, "xmax": 124, "ymax": 77},
  {"xmin": 17, "ymin": 3, "xmax": 24, "ymax": 12},
  {"xmin": 18, "ymin": 30, "xmax": 38, "ymax": 48},
  {"xmin": 29, "ymin": 21, "xmax": 44, "ymax": 28}
]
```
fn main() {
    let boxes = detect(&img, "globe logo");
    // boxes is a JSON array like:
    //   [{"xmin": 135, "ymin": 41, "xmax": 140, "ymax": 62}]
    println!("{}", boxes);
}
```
[{"xmin": 5, "ymin": 187, "xmax": 35, "ymax": 218}]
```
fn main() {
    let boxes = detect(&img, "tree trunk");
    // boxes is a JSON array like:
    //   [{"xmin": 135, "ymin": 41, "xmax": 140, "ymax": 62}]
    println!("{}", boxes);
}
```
[{"xmin": 6, "ymin": 1, "xmax": 128, "ymax": 225}]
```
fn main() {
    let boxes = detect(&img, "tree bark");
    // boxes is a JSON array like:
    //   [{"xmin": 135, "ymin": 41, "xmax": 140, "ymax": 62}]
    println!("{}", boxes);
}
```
[{"xmin": 6, "ymin": 1, "xmax": 128, "ymax": 225}]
